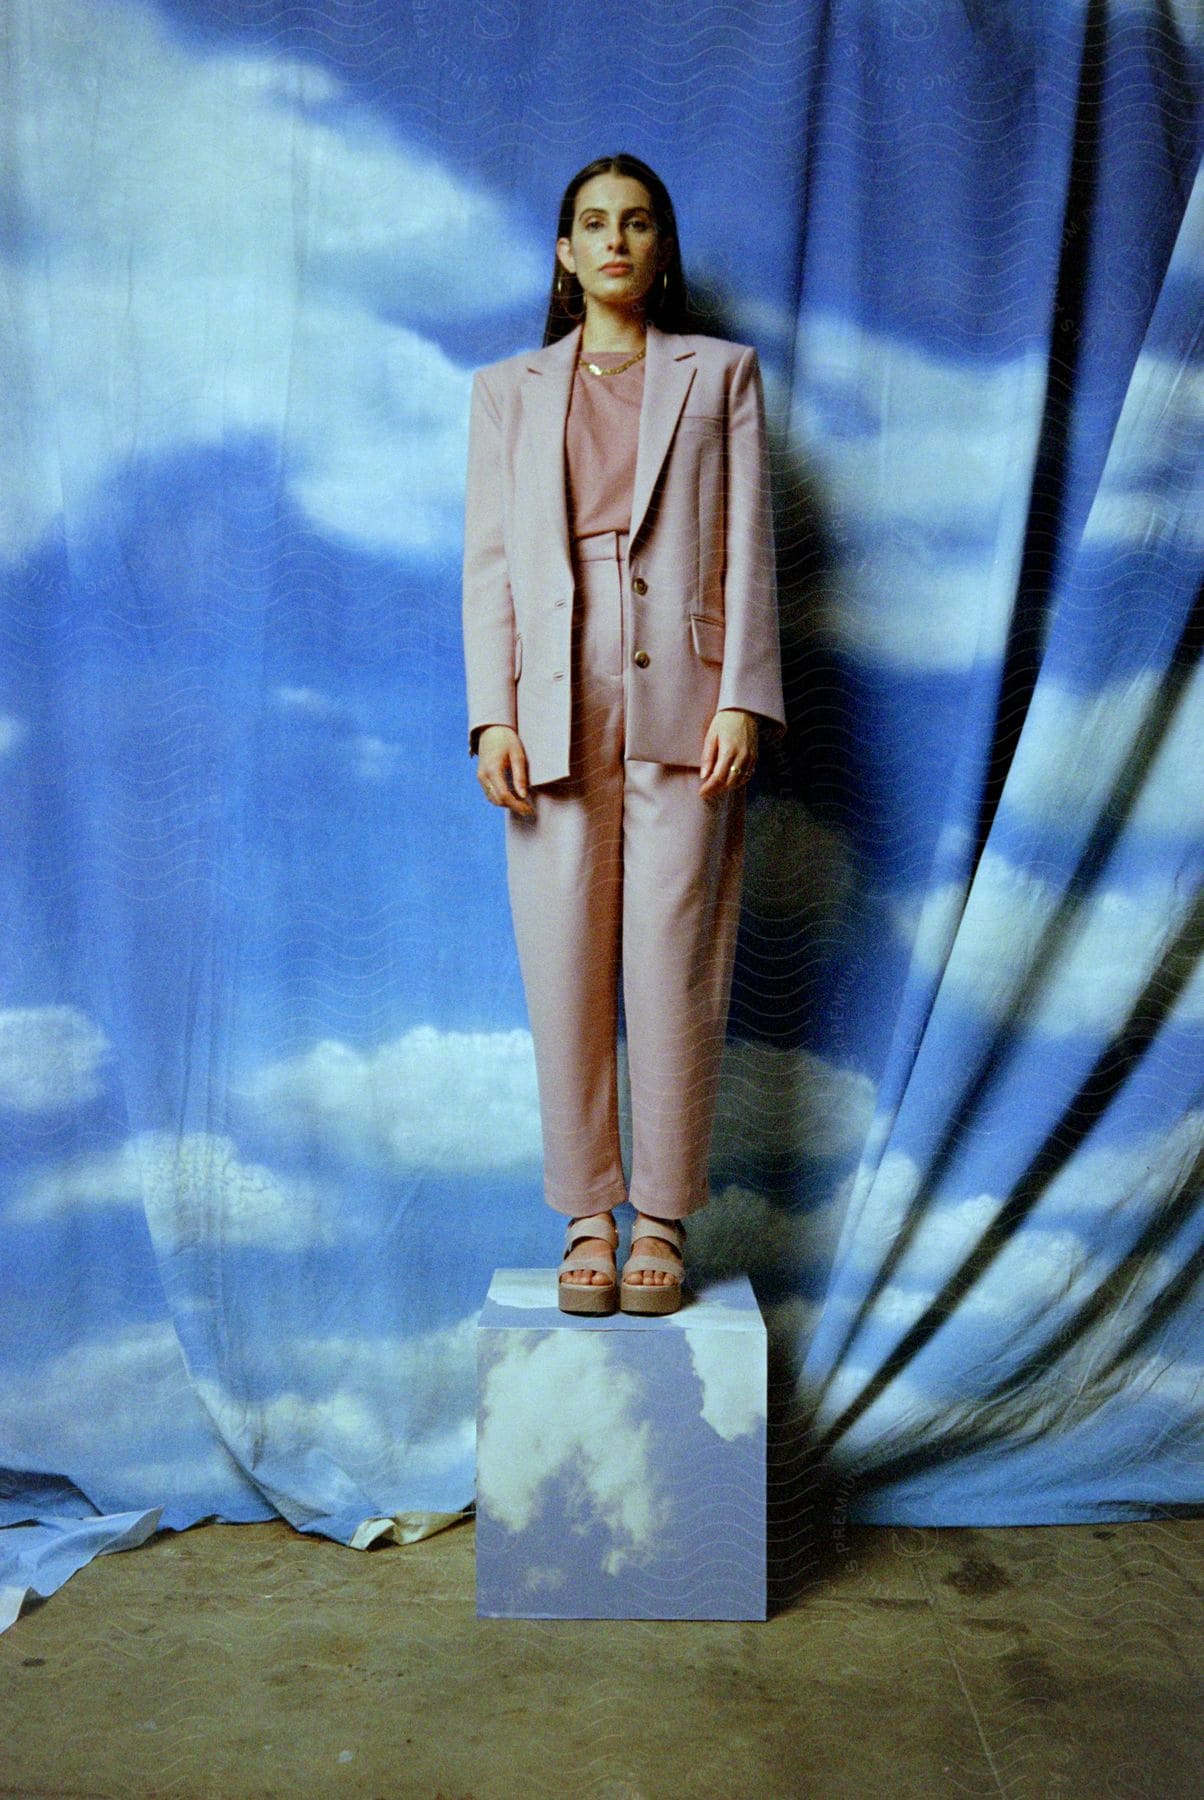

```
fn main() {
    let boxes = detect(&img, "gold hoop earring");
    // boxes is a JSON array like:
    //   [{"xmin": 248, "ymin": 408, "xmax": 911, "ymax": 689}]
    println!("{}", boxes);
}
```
[{"xmin": 556, "ymin": 271, "xmax": 584, "ymax": 319}]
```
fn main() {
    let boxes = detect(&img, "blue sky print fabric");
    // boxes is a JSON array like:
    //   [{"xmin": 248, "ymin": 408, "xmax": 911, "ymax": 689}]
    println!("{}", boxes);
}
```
[{"xmin": 0, "ymin": 0, "xmax": 1201, "ymax": 1625}]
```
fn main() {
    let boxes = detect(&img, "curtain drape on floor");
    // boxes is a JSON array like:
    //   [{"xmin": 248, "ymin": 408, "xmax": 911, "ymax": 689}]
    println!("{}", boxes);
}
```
[{"xmin": 1, "ymin": 0, "xmax": 1201, "ymax": 1629}]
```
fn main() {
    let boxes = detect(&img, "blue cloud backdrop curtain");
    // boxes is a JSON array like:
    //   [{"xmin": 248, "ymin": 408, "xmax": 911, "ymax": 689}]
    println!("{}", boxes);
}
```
[{"xmin": 1, "ymin": 0, "xmax": 1201, "ymax": 1627}]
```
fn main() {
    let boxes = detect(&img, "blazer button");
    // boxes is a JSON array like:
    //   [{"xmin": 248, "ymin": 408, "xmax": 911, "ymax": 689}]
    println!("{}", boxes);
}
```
[
  {"xmin": 633, "ymin": 649, "xmax": 650, "ymax": 668},
  {"xmin": 632, "ymin": 576, "xmax": 648, "ymax": 595}
]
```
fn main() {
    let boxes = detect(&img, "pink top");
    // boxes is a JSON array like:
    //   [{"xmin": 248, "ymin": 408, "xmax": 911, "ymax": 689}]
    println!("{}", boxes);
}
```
[{"xmin": 564, "ymin": 346, "xmax": 646, "ymax": 537}]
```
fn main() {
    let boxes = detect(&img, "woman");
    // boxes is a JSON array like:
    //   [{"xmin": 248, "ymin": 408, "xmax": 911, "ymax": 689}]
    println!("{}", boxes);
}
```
[{"xmin": 462, "ymin": 153, "xmax": 786, "ymax": 1317}]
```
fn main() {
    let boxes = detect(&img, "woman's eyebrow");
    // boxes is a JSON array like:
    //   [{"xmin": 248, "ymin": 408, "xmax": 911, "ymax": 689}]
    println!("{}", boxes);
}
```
[{"xmin": 578, "ymin": 206, "xmax": 652, "ymax": 219}]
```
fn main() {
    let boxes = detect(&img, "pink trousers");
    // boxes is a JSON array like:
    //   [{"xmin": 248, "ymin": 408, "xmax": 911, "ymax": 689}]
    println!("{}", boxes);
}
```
[{"xmin": 504, "ymin": 528, "xmax": 746, "ymax": 1221}]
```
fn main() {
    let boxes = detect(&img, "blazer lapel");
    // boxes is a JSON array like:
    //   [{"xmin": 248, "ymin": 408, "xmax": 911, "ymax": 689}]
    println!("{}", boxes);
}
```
[
  {"xmin": 519, "ymin": 317, "xmax": 698, "ymax": 586},
  {"xmin": 519, "ymin": 324, "xmax": 579, "ymax": 584},
  {"xmin": 630, "ymin": 321, "xmax": 698, "ymax": 545}
]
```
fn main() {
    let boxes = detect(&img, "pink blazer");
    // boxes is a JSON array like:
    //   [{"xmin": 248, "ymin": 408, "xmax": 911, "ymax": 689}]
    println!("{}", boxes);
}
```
[{"xmin": 462, "ymin": 317, "xmax": 787, "ymax": 788}]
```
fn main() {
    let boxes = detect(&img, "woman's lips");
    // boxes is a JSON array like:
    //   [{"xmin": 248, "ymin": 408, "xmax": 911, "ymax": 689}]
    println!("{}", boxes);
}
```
[{"xmin": 601, "ymin": 264, "xmax": 632, "ymax": 273}]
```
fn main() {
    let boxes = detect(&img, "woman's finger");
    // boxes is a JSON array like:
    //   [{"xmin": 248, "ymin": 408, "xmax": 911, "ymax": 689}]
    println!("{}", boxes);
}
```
[
  {"xmin": 497, "ymin": 750, "xmax": 534, "ymax": 816},
  {"xmin": 481, "ymin": 762, "xmax": 505, "ymax": 804}
]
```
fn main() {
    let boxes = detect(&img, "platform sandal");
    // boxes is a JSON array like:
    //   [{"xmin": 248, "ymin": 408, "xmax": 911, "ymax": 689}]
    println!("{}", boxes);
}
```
[
  {"xmin": 620, "ymin": 1213, "xmax": 687, "ymax": 1316},
  {"xmin": 557, "ymin": 1211, "xmax": 620, "ymax": 1315}
]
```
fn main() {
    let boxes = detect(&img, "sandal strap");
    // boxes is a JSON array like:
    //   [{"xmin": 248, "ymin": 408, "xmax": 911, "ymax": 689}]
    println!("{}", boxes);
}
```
[
  {"xmin": 559, "ymin": 1250, "xmax": 616, "ymax": 1276},
  {"xmin": 630, "ymin": 1215, "xmax": 685, "ymax": 1250},
  {"xmin": 563, "ymin": 1212, "xmax": 618, "ymax": 1250},
  {"xmin": 621, "ymin": 1254, "xmax": 684, "ymax": 1281}
]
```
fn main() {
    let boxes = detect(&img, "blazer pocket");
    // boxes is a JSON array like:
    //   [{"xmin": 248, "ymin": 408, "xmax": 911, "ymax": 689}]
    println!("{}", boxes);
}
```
[
  {"xmin": 677, "ymin": 413, "xmax": 724, "ymax": 434},
  {"xmin": 513, "ymin": 633, "xmax": 523, "ymax": 681},
  {"xmin": 690, "ymin": 612, "xmax": 725, "ymax": 665}
]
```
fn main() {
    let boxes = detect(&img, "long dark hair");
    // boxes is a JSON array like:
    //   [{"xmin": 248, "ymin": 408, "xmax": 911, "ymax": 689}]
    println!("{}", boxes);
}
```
[{"xmin": 541, "ymin": 153, "xmax": 690, "ymax": 347}]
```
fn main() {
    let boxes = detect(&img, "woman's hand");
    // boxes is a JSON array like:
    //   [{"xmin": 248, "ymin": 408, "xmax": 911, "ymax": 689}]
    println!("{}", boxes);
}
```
[
  {"xmin": 477, "ymin": 725, "xmax": 535, "ymax": 816},
  {"xmin": 699, "ymin": 709, "xmax": 759, "ymax": 798}
]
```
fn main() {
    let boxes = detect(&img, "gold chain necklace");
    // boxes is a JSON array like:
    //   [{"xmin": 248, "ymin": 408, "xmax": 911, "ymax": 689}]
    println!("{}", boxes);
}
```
[{"xmin": 578, "ymin": 345, "xmax": 647, "ymax": 377}]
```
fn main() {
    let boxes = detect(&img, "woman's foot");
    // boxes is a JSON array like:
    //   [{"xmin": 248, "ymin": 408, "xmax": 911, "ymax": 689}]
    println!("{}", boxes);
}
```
[
  {"xmin": 559, "ymin": 1231, "xmax": 617, "ymax": 1284},
  {"xmin": 620, "ymin": 1212, "xmax": 687, "ymax": 1314},
  {"xmin": 623, "ymin": 1211, "xmax": 684, "ymax": 1286},
  {"xmin": 557, "ymin": 1211, "xmax": 620, "ymax": 1315}
]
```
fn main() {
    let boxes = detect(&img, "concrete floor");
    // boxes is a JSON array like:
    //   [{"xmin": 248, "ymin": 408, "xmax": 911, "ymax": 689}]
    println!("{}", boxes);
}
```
[{"xmin": 1, "ymin": 1512, "xmax": 1200, "ymax": 1798}]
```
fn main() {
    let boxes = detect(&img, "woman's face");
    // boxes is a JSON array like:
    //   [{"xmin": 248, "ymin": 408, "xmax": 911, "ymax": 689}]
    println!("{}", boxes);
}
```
[{"xmin": 556, "ymin": 172, "xmax": 669, "ymax": 316}]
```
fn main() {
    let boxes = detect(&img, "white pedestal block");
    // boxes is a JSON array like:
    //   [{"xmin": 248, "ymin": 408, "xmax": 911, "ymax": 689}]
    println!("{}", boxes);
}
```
[{"xmin": 475, "ymin": 1269, "xmax": 766, "ymax": 1620}]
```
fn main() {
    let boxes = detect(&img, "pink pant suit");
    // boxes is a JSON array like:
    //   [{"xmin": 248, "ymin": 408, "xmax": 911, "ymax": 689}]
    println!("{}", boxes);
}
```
[{"xmin": 491, "ymin": 343, "xmax": 746, "ymax": 1221}]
